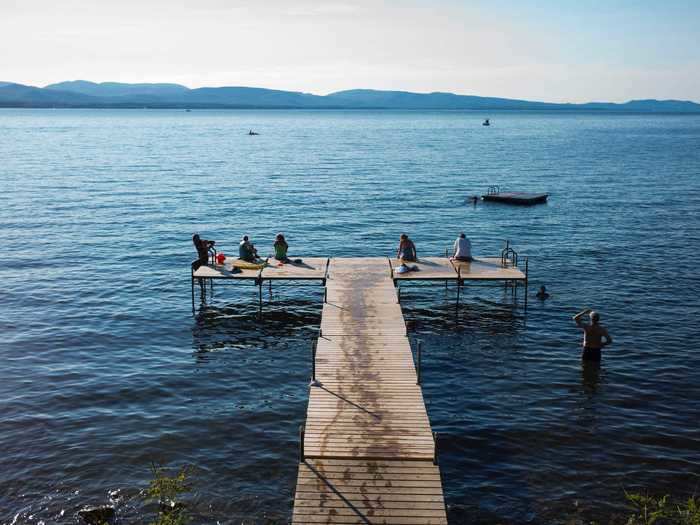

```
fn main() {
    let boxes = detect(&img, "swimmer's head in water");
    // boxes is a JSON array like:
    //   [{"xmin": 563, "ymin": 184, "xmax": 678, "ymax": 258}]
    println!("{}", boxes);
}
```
[
  {"xmin": 539, "ymin": 285, "xmax": 546, "ymax": 292},
  {"xmin": 590, "ymin": 311, "xmax": 600, "ymax": 323}
]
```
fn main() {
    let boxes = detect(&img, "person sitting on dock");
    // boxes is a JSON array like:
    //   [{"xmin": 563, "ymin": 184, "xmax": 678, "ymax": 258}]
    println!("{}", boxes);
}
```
[
  {"xmin": 239, "ymin": 235, "xmax": 259, "ymax": 262},
  {"xmin": 273, "ymin": 233, "xmax": 290, "ymax": 262},
  {"xmin": 536, "ymin": 285, "xmax": 550, "ymax": 300},
  {"xmin": 573, "ymin": 308, "xmax": 612, "ymax": 362},
  {"xmin": 192, "ymin": 234, "xmax": 215, "ymax": 270},
  {"xmin": 396, "ymin": 234, "xmax": 417, "ymax": 262},
  {"xmin": 451, "ymin": 233, "xmax": 473, "ymax": 262}
]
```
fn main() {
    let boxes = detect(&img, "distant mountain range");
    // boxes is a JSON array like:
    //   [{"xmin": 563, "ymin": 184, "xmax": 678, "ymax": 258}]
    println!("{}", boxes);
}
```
[{"xmin": 0, "ymin": 80, "xmax": 698, "ymax": 112}]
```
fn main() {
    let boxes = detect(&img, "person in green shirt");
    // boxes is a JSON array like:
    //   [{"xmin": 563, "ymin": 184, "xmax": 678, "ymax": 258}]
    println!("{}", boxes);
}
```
[{"xmin": 273, "ymin": 233, "xmax": 290, "ymax": 262}]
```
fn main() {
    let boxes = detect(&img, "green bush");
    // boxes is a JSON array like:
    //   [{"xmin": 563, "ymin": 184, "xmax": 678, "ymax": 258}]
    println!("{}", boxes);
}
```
[
  {"xmin": 624, "ymin": 492, "xmax": 700, "ymax": 525},
  {"xmin": 144, "ymin": 463, "xmax": 192, "ymax": 525}
]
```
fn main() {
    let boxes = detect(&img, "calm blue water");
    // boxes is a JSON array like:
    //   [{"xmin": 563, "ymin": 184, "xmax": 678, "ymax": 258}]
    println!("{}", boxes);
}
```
[{"xmin": 1, "ymin": 109, "xmax": 699, "ymax": 524}]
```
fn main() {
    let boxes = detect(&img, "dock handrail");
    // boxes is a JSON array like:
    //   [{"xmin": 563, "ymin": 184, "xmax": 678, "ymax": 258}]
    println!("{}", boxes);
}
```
[
  {"xmin": 323, "ymin": 257, "xmax": 330, "ymax": 286},
  {"xmin": 299, "ymin": 424, "xmax": 305, "ymax": 462},
  {"xmin": 487, "ymin": 185, "xmax": 500, "ymax": 195},
  {"xmin": 501, "ymin": 240, "xmax": 519, "ymax": 267}
]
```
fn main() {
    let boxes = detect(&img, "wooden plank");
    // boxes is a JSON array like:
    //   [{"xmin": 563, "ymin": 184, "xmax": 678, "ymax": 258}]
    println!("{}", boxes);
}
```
[
  {"xmin": 452, "ymin": 256, "xmax": 526, "ymax": 280},
  {"xmin": 192, "ymin": 263, "xmax": 259, "ymax": 280},
  {"xmin": 390, "ymin": 257, "xmax": 458, "ymax": 281},
  {"xmin": 293, "ymin": 258, "xmax": 445, "ymax": 523},
  {"xmin": 292, "ymin": 460, "xmax": 447, "ymax": 524},
  {"xmin": 260, "ymin": 256, "xmax": 328, "ymax": 280}
]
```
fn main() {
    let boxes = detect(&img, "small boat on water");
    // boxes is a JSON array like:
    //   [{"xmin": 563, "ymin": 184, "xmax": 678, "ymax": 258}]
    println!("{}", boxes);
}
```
[
  {"xmin": 248, "ymin": 130, "xmax": 260, "ymax": 136},
  {"xmin": 482, "ymin": 185, "xmax": 548, "ymax": 205},
  {"xmin": 482, "ymin": 119, "xmax": 490, "ymax": 126}
]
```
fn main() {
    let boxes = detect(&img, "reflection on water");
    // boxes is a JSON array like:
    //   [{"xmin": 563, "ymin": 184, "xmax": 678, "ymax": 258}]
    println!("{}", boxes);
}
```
[{"xmin": 581, "ymin": 359, "xmax": 603, "ymax": 397}]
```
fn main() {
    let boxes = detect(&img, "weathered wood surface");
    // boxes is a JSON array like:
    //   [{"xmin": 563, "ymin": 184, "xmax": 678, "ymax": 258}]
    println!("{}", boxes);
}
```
[
  {"xmin": 192, "ymin": 261, "xmax": 260, "ymax": 280},
  {"xmin": 293, "ymin": 459, "xmax": 447, "ymax": 524},
  {"xmin": 293, "ymin": 257, "xmax": 447, "ymax": 523},
  {"xmin": 389, "ymin": 256, "xmax": 526, "ymax": 281},
  {"xmin": 390, "ymin": 257, "xmax": 457, "ymax": 280},
  {"xmin": 193, "ymin": 256, "xmax": 328, "ymax": 281},
  {"xmin": 261, "ymin": 256, "xmax": 329, "ymax": 280},
  {"xmin": 193, "ymin": 255, "xmax": 525, "ymax": 283},
  {"xmin": 451, "ymin": 257, "xmax": 526, "ymax": 280}
]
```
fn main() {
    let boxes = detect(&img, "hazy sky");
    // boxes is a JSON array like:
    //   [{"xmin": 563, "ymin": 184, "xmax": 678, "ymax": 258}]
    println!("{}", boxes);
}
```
[{"xmin": 2, "ymin": 0, "xmax": 699, "ymax": 102}]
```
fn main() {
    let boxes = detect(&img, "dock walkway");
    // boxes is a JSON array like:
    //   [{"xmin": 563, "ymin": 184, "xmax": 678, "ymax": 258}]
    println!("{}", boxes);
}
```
[{"xmin": 293, "ymin": 258, "xmax": 448, "ymax": 524}]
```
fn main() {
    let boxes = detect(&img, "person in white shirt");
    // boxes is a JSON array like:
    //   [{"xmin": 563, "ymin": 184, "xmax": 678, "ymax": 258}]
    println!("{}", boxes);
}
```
[{"xmin": 452, "ymin": 233, "xmax": 473, "ymax": 262}]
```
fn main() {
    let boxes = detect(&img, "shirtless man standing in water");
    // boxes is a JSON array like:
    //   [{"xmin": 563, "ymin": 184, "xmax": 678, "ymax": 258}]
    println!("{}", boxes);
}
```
[{"xmin": 573, "ymin": 308, "xmax": 613, "ymax": 361}]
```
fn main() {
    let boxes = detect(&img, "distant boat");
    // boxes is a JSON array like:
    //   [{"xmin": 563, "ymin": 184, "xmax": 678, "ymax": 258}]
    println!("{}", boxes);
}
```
[
  {"xmin": 248, "ymin": 130, "xmax": 260, "ymax": 135},
  {"xmin": 482, "ymin": 119, "xmax": 490, "ymax": 126},
  {"xmin": 185, "ymin": 109, "xmax": 191, "ymax": 112},
  {"xmin": 482, "ymin": 186, "xmax": 548, "ymax": 205}
]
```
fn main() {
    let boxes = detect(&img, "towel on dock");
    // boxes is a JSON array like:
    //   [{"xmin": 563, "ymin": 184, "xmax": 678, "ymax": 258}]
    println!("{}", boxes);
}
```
[
  {"xmin": 395, "ymin": 263, "xmax": 420, "ymax": 274},
  {"xmin": 231, "ymin": 259, "xmax": 268, "ymax": 270}
]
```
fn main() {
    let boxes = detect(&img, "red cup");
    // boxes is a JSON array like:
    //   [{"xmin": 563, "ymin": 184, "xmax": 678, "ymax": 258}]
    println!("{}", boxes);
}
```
[{"xmin": 216, "ymin": 253, "xmax": 226, "ymax": 264}]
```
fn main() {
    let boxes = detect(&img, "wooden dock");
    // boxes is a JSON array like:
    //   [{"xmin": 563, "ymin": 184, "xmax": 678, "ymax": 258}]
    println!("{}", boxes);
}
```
[
  {"xmin": 190, "ymin": 250, "xmax": 529, "ymax": 522},
  {"xmin": 389, "ymin": 256, "xmax": 526, "ymax": 282},
  {"xmin": 293, "ymin": 258, "xmax": 448, "ymax": 524}
]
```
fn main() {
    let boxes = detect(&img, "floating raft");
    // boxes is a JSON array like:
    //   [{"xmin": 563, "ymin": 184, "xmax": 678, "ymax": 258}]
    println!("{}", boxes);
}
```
[{"xmin": 482, "ymin": 191, "xmax": 548, "ymax": 205}]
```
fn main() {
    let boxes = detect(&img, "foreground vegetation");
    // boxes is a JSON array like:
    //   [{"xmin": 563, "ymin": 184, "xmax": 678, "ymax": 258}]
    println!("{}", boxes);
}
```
[
  {"xmin": 83, "ymin": 464, "xmax": 700, "ymax": 524},
  {"xmin": 620, "ymin": 491, "xmax": 700, "ymax": 525},
  {"xmin": 144, "ymin": 463, "xmax": 191, "ymax": 525}
]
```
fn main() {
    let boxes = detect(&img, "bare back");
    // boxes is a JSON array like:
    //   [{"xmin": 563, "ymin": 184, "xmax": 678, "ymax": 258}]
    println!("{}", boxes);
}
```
[{"xmin": 581, "ymin": 323, "xmax": 610, "ymax": 349}]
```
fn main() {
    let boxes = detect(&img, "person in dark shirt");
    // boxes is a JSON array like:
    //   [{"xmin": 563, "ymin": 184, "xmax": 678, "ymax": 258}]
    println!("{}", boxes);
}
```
[
  {"xmin": 239, "ymin": 235, "xmax": 259, "ymax": 262},
  {"xmin": 396, "ymin": 234, "xmax": 417, "ymax": 262},
  {"xmin": 192, "ymin": 234, "xmax": 215, "ymax": 270}
]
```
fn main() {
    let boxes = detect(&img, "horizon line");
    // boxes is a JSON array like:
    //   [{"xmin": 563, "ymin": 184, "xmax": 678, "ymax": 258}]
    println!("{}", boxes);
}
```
[{"xmin": 3, "ymin": 79, "xmax": 699, "ymax": 106}]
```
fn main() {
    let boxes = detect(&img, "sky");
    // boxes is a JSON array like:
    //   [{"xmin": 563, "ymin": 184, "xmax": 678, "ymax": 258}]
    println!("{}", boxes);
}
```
[{"xmin": 1, "ymin": 0, "xmax": 699, "ymax": 102}]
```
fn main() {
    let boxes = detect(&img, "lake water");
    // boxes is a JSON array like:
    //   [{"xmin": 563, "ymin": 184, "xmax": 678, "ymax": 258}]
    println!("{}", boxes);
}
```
[{"xmin": 1, "ymin": 109, "xmax": 699, "ymax": 524}]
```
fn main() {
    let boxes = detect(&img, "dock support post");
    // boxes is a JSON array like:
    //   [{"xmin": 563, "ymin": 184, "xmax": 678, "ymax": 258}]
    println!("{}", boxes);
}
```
[
  {"xmin": 299, "ymin": 425, "xmax": 305, "ymax": 463},
  {"xmin": 456, "ymin": 267, "xmax": 462, "ymax": 310},
  {"xmin": 525, "ymin": 257, "xmax": 529, "ymax": 291},
  {"xmin": 397, "ymin": 286, "xmax": 401, "ymax": 304},
  {"xmin": 324, "ymin": 287, "xmax": 327, "ymax": 303},
  {"xmin": 258, "ymin": 279, "xmax": 263, "ymax": 315},
  {"xmin": 416, "ymin": 340, "xmax": 422, "ymax": 385},
  {"xmin": 311, "ymin": 340, "xmax": 318, "ymax": 384},
  {"xmin": 524, "ymin": 257, "xmax": 529, "ymax": 312},
  {"xmin": 433, "ymin": 432, "xmax": 439, "ymax": 465},
  {"xmin": 269, "ymin": 279, "xmax": 272, "ymax": 296},
  {"xmin": 191, "ymin": 276, "xmax": 195, "ymax": 314}
]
